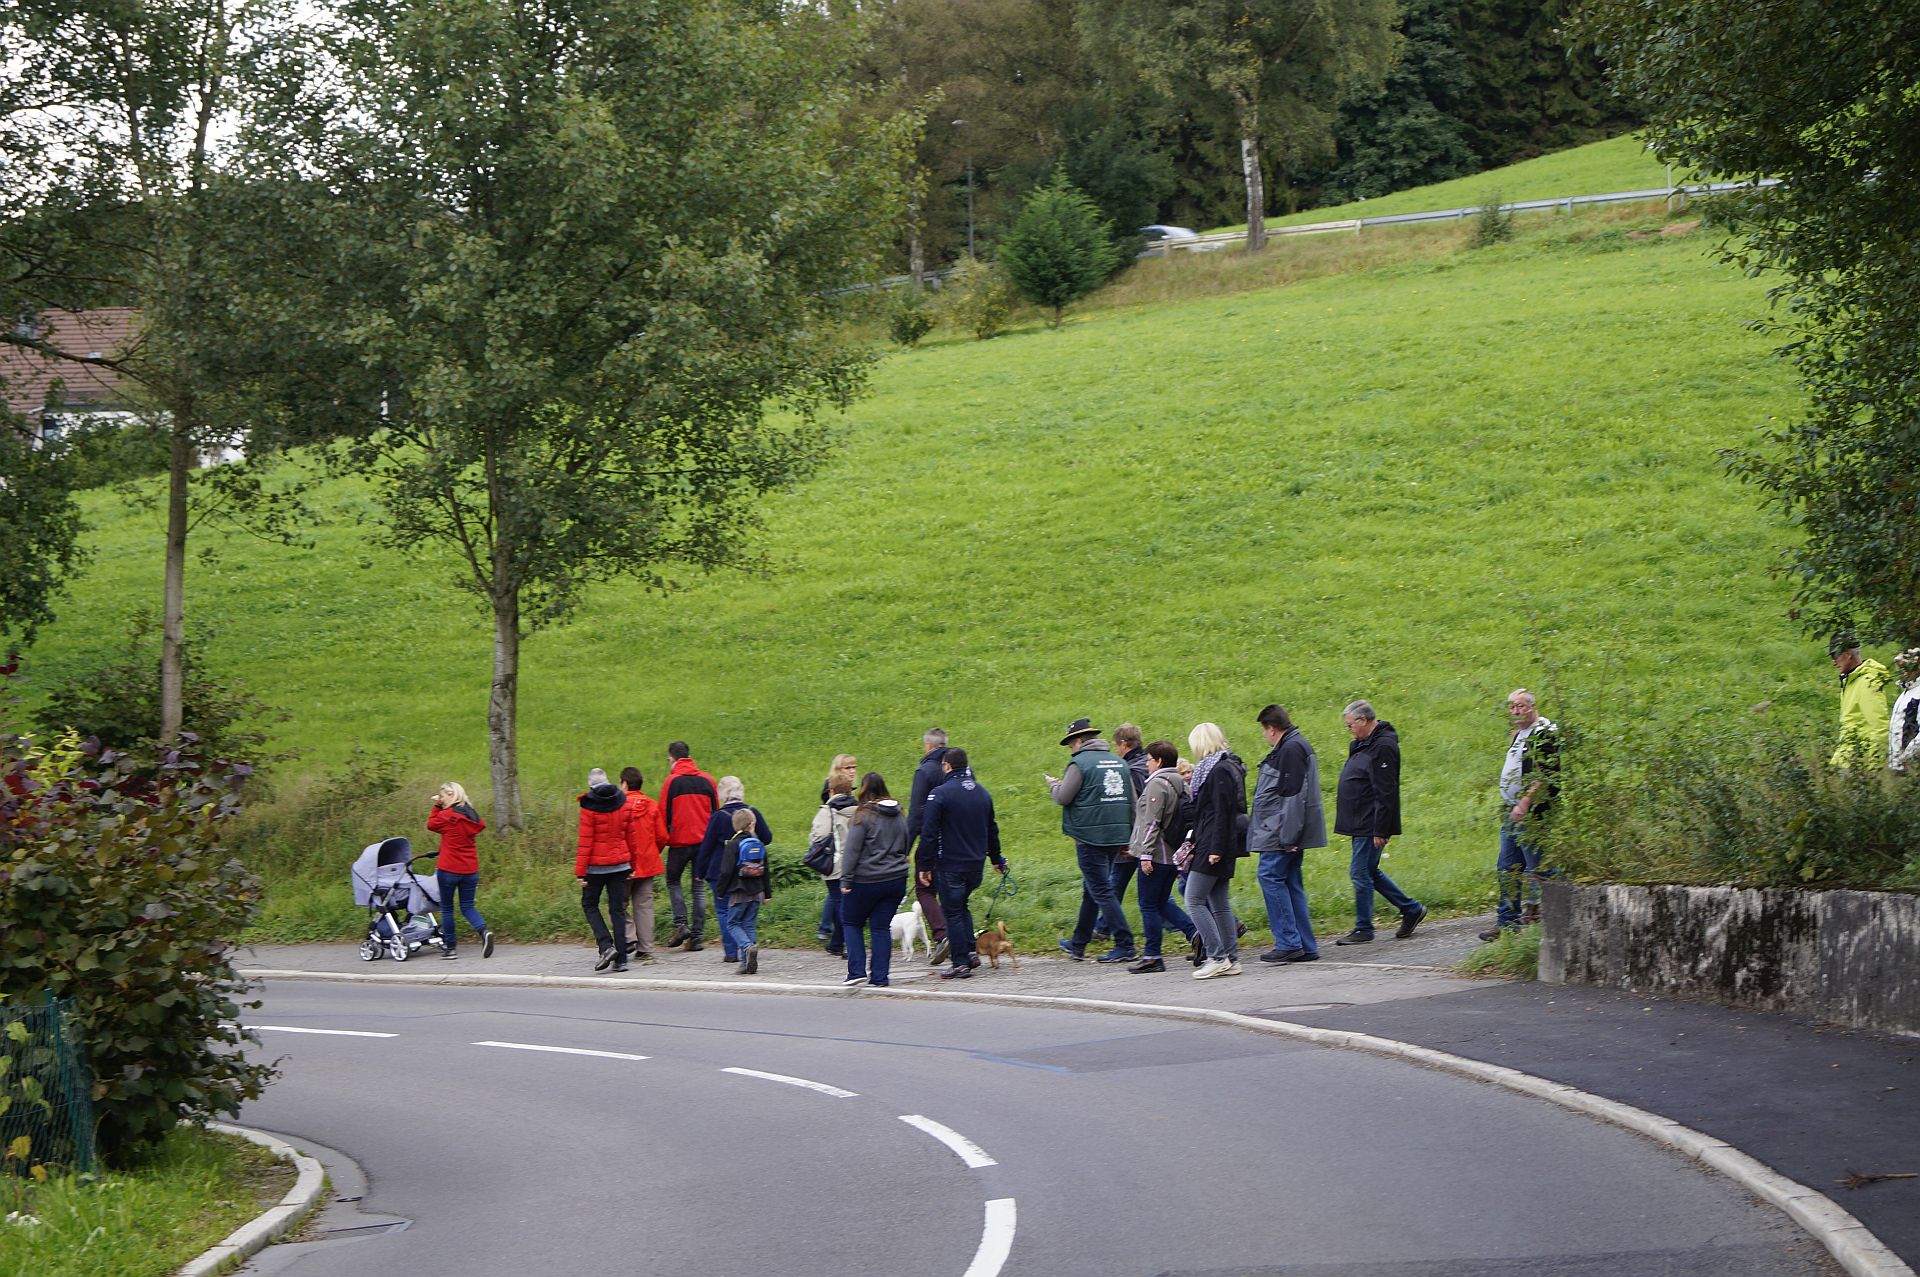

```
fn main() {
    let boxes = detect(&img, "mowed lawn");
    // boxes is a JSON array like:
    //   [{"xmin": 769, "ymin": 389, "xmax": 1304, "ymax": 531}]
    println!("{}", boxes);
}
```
[{"xmin": 24, "ymin": 222, "xmax": 1817, "ymax": 944}]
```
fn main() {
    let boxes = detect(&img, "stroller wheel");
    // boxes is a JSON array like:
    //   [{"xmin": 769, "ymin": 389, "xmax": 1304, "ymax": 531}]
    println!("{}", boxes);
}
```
[
  {"xmin": 358, "ymin": 937, "xmax": 382, "ymax": 962},
  {"xmin": 389, "ymin": 938, "xmax": 411, "ymax": 962}
]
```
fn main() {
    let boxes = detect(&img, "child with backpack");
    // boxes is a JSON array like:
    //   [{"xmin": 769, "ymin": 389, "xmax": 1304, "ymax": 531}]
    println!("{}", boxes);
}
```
[{"xmin": 714, "ymin": 807, "xmax": 773, "ymax": 975}]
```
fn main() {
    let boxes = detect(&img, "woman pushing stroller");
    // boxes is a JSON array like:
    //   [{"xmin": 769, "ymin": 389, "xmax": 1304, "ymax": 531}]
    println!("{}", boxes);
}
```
[{"xmin": 429, "ymin": 782, "xmax": 496, "ymax": 960}]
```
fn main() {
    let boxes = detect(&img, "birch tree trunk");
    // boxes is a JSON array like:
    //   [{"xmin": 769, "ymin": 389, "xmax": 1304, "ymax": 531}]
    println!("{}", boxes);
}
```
[
  {"xmin": 1241, "ymin": 129, "xmax": 1267, "ymax": 253},
  {"xmin": 159, "ymin": 415, "xmax": 192, "ymax": 741},
  {"xmin": 488, "ymin": 586, "xmax": 525, "ymax": 831}
]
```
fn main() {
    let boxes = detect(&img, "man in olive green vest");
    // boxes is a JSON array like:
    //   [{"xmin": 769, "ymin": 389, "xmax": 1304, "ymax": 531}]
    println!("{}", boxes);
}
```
[{"xmin": 1048, "ymin": 717, "xmax": 1138, "ymax": 962}]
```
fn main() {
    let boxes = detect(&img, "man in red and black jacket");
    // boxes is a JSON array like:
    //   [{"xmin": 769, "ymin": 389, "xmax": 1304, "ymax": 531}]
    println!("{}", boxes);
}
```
[{"xmin": 659, "ymin": 742, "xmax": 718, "ymax": 951}]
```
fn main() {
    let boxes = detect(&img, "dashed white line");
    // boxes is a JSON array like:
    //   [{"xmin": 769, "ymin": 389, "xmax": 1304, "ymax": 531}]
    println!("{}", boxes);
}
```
[
  {"xmin": 471, "ymin": 1041, "xmax": 649, "ymax": 1061},
  {"xmin": 252, "ymin": 1026, "xmax": 398, "ymax": 1038},
  {"xmin": 720, "ymin": 1067, "xmax": 858, "ymax": 1098},
  {"xmin": 898, "ymin": 1114, "xmax": 998, "ymax": 1168},
  {"xmin": 964, "ymin": 1198, "xmax": 1017, "ymax": 1277}
]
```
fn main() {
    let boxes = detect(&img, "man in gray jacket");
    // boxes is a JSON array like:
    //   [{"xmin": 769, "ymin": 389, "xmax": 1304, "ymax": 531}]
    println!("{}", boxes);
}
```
[{"xmin": 1249, "ymin": 704, "xmax": 1325, "ymax": 963}]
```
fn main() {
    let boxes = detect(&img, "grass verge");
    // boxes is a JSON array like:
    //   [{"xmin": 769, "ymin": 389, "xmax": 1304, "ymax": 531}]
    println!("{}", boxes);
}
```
[
  {"xmin": 0, "ymin": 1127, "xmax": 295, "ymax": 1277},
  {"xmin": 1457, "ymin": 925, "xmax": 1541, "ymax": 980}
]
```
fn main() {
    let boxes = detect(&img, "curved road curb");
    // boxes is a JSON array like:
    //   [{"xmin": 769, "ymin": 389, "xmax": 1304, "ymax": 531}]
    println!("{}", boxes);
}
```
[
  {"xmin": 175, "ymin": 1122, "xmax": 328, "ymax": 1277},
  {"xmin": 240, "ymin": 967, "xmax": 1912, "ymax": 1277}
]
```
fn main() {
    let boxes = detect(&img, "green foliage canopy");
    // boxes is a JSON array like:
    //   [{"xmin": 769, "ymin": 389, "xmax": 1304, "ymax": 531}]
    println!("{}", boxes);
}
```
[{"xmin": 1577, "ymin": 0, "xmax": 1920, "ymax": 644}]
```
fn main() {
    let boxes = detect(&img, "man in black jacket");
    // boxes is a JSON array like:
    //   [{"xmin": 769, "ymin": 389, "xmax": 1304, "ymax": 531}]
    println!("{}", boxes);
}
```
[
  {"xmin": 1332, "ymin": 700, "xmax": 1425, "ymax": 945},
  {"xmin": 904, "ymin": 728, "xmax": 952, "ymax": 962},
  {"xmin": 919, "ymin": 749, "xmax": 1008, "ymax": 979}
]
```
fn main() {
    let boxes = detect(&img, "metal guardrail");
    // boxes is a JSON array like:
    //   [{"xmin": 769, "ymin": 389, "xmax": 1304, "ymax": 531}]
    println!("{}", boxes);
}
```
[{"xmin": 1144, "ymin": 178, "xmax": 1783, "ymax": 254}]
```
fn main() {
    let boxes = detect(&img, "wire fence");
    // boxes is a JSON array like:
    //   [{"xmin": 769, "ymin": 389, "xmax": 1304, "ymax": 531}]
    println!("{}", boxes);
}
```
[{"xmin": 1, "ymin": 996, "xmax": 97, "ymax": 1176}]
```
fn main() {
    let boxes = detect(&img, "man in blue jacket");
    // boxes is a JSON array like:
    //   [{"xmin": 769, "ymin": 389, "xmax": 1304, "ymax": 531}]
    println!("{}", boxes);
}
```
[
  {"xmin": 918, "ymin": 748, "xmax": 1008, "ymax": 980},
  {"xmin": 904, "ymin": 727, "xmax": 953, "ymax": 963}
]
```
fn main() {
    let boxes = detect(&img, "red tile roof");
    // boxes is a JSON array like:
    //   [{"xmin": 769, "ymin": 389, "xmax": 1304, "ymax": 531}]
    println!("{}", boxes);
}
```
[{"xmin": 1, "ymin": 308, "xmax": 142, "ymax": 430}]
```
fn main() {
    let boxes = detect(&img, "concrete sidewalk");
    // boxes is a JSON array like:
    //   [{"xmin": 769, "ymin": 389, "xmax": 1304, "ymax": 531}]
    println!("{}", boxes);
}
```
[{"xmin": 239, "ymin": 914, "xmax": 1919, "ymax": 1271}]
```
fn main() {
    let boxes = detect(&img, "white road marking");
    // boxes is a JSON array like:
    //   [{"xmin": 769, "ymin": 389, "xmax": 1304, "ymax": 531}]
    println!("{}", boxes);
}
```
[
  {"xmin": 898, "ymin": 1114, "xmax": 998, "ymax": 1168},
  {"xmin": 471, "ymin": 1040, "xmax": 649, "ymax": 1061},
  {"xmin": 720, "ymin": 1067, "xmax": 858, "ymax": 1098},
  {"xmin": 252, "ymin": 1026, "xmax": 398, "ymax": 1038},
  {"xmin": 964, "ymin": 1198, "xmax": 1017, "ymax": 1277}
]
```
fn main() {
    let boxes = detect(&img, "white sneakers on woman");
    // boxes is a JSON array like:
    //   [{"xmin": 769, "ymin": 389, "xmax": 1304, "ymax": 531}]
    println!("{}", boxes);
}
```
[{"xmin": 1193, "ymin": 957, "xmax": 1243, "ymax": 979}]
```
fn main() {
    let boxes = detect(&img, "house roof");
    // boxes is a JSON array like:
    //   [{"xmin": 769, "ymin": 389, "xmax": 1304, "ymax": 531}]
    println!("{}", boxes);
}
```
[{"xmin": 1, "ymin": 307, "xmax": 142, "ymax": 425}]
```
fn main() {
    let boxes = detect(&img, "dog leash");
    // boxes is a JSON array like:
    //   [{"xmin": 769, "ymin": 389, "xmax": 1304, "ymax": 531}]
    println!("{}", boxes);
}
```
[{"xmin": 981, "ymin": 866, "xmax": 1018, "ymax": 923}]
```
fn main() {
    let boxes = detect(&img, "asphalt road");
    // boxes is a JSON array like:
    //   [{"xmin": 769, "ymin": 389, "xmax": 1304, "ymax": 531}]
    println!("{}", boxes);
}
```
[{"xmin": 234, "ymin": 981, "xmax": 1838, "ymax": 1277}]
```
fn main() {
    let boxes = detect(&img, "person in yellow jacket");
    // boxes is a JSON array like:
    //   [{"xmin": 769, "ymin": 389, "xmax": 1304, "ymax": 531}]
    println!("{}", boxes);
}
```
[{"xmin": 1829, "ymin": 633, "xmax": 1891, "ymax": 768}]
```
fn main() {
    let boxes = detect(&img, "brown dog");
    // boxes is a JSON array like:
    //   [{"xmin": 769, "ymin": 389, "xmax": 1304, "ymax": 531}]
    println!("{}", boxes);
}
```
[{"xmin": 974, "ymin": 920, "xmax": 1018, "ymax": 969}]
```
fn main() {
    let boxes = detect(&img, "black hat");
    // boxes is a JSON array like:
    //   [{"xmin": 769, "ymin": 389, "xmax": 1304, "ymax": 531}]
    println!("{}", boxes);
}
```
[
  {"xmin": 1059, "ymin": 717, "xmax": 1101, "ymax": 746},
  {"xmin": 1829, "ymin": 631, "xmax": 1860, "ymax": 657}
]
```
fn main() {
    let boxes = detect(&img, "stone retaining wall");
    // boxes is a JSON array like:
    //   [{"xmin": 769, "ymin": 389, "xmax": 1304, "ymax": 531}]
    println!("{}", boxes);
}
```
[{"xmin": 1538, "ymin": 880, "xmax": 1920, "ymax": 1035}]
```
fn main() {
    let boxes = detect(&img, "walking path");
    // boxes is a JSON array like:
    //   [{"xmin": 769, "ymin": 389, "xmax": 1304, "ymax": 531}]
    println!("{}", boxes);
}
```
[{"xmin": 240, "ymin": 914, "xmax": 1918, "ymax": 1271}]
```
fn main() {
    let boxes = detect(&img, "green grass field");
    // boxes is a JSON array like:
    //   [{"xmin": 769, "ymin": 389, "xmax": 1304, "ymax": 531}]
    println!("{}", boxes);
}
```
[
  {"xmin": 19, "ymin": 194, "xmax": 1836, "ymax": 951},
  {"xmin": 1205, "ymin": 132, "xmax": 1675, "ymax": 232},
  {"xmin": 0, "ymin": 1128, "xmax": 294, "ymax": 1277}
]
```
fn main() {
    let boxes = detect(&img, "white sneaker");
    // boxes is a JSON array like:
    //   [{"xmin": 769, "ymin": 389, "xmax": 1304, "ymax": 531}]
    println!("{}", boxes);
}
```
[
  {"xmin": 1221, "ymin": 959, "xmax": 1243, "ymax": 976},
  {"xmin": 841, "ymin": 975, "xmax": 868, "ymax": 987},
  {"xmin": 1192, "ymin": 958, "xmax": 1225, "ymax": 980}
]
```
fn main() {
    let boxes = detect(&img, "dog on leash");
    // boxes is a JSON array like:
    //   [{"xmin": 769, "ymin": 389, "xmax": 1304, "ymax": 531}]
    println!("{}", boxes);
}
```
[
  {"xmin": 891, "ymin": 898, "xmax": 929, "ymax": 958},
  {"xmin": 975, "ymin": 919, "xmax": 1017, "ymax": 969}
]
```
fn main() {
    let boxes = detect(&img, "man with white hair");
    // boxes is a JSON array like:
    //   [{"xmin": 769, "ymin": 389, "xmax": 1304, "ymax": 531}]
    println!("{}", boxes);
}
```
[
  {"xmin": 1333, "ymin": 700, "xmax": 1423, "ymax": 945},
  {"xmin": 1479, "ymin": 690, "xmax": 1559, "ymax": 941}
]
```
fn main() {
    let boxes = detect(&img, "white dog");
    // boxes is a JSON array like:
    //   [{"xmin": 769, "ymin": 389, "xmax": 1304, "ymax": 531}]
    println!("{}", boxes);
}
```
[{"xmin": 890, "ymin": 898, "xmax": 929, "ymax": 958}]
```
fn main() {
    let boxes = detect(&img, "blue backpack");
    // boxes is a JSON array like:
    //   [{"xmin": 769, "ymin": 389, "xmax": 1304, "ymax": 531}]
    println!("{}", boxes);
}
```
[{"xmin": 735, "ymin": 835, "xmax": 767, "ymax": 878}]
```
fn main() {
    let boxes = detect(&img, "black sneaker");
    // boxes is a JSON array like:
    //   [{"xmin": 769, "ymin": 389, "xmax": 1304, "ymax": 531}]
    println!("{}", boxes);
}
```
[
  {"xmin": 1284, "ymin": 950, "xmax": 1321, "ymax": 963},
  {"xmin": 440, "ymin": 948, "xmax": 458, "ymax": 961},
  {"xmin": 1478, "ymin": 927, "xmax": 1506, "ymax": 942},
  {"xmin": 481, "ymin": 930, "xmax": 496, "ymax": 959},
  {"xmin": 666, "ymin": 926, "xmax": 690, "ymax": 950},
  {"xmin": 1394, "ymin": 907, "xmax": 1428, "ymax": 940},
  {"xmin": 1057, "ymin": 940, "xmax": 1087, "ymax": 961},
  {"xmin": 1334, "ymin": 930, "xmax": 1374, "ymax": 946},
  {"xmin": 930, "ymin": 938, "xmax": 951, "ymax": 965},
  {"xmin": 593, "ymin": 947, "xmax": 616, "ymax": 971},
  {"xmin": 684, "ymin": 939, "xmax": 704, "ymax": 953},
  {"xmin": 1128, "ymin": 957, "xmax": 1166, "ymax": 974},
  {"xmin": 1259, "ymin": 948, "xmax": 1305, "ymax": 964},
  {"xmin": 1095, "ymin": 947, "xmax": 1139, "ymax": 964},
  {"xmin": 611, "ymin": 960, "xmax": 629, "ymax": 973},
  {"xmin": 938, "ymin": 965, "xmax": 973, "ymax": 980},
  {"xmin": 1235, "ymin": 920, "xmax": 1248, "ymax": 939},
  {"xmin": 744, "ymin": 945, "xmax": 759, "ymax": 975}
]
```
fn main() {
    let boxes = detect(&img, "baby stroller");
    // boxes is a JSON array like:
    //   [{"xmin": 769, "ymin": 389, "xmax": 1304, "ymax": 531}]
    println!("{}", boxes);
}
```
[{"xmin": 351, "ymin": 836, "xmax": 445, "ymax": 962}]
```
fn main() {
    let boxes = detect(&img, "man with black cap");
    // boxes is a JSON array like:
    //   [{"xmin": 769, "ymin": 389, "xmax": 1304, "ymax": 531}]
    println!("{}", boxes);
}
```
[
  {"xmin": 1830, "ymin": 633, "xmax": 1892, "ymax": 769},
  {"xmin": 1048, "ymin": 718, "xmax": 1138, "ymax": 962}
]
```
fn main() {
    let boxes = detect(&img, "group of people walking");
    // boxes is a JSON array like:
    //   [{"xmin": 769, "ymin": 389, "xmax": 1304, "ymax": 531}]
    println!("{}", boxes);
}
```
[{"xmin": 420, "ymin": 693, "xmax": 1569, "ymax": 977}]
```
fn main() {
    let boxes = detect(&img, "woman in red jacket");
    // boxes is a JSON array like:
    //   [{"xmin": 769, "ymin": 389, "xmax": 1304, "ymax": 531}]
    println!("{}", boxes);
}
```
[
  {"xmin": 620, "ymin": 766, "xmax": 668, "ymax": 962},
  {"xmin": 577, "ymin": 767, "xmax": 635, "ymax": 972},
  {"xmin": 429, "ymin": 782, "xmax": 494, "ymax": 960}
]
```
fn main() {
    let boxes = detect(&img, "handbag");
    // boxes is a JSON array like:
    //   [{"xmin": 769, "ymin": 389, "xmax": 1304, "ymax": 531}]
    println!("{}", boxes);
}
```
[{"xmin": 803, "ymin": 831, "xmax": 837, "ymax": 876}]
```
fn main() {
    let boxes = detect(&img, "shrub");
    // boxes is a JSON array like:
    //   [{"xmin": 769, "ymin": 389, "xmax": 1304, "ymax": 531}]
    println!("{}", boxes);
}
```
[
  {"xmin": 0, "ymin": 685, "xmax": 275, "ymax": 1165},
  {"xmin": 886, "ymin": 290, "xmax": 936, "ymax": 347},
  {"xmin": 996, "ymin": 172, "xmax": 1122, "ymax": 327},
  {"xmin": 1542, "ymin": 720, "xmax": 1920, "ymax": 891},
  {"xmin": 30, "ymin": 611, "xmax": 286, "ymax": 764},
  {"xmin": 1469, "ymin": 190, "xmax": 1515, "ymax": 248},
  {"xmin": 1457, "ymin": 925, "xmax": 1540, "ymax": 979},
  {"xmin": 935, "ymin": 257, "xmax": 1015, "ymax": 340}
]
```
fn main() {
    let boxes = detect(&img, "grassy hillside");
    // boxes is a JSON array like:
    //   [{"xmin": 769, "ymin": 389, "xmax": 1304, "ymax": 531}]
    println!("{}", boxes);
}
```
[
  {"xmin": 21, "ymin": 208, "xmax": 1827, "ymax": 949},
  {"xmin": 1207, "ymin": 132, "xmax": 1673, "ymax": 233}
]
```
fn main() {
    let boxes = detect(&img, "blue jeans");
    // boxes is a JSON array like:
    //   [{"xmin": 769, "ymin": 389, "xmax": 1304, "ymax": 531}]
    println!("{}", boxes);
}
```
[
  {"xmin": 725, "ymin": 898, "xmax": 761, "ymax": 956},
  {"xmin": 936, "ymin": 865, "xmax": 984, "ymax": 968},
  {"xmin": 1133, "ymin": 861, "xmax": 1194, "ymax": 957},
  {"xmin": 1256, "ymin": 852, "xmax": 1317, "ymax": 955},
  {"xmin": 1496, "ymin": 821, "xmax": 1546, "ymax": 928},
  {"xmin": 1090, "ymin": 854, "xmax": 1137, "ymax": 933},
  {"xmin": 820, "ymin": 886, "xmax": 842, "ymax": 946},
  {"xmin": 840, "ymin": 876, "xmax": 907, "ymax": 984},
  {"xmin": 435, "ymin": 870, "xmax": 486, "ymax": 949},
  {"xmin": 1349, "ymin": 836, "xmax": 1419, "ymax": 934},
  {"xmin": 1068, "ymin": 843, "xmax": 1134, "ymax": 950}
]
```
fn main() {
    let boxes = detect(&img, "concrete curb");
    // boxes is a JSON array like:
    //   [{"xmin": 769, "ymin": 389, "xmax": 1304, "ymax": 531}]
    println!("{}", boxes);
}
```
[
  {"xmin": 175, "ymin": 1122, "xmax": 328, "ymax": 1277},
  {"xmin": 239, "ymin": 967, "xmax": 1913, "ymax": 1277}
]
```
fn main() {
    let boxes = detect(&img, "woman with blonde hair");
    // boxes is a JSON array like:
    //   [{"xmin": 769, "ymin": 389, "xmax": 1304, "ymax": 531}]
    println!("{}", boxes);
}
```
[
  {"xmin": 1183, "ymin": 723, "xmax": 1248, "ymax": 979},
  {"xmin": 812, "ymin": 753, "xmax": 859, "ymax": 954},
  {"xmin": 428, "ymin": 781, "xmax": 494, "ymax": 960}
]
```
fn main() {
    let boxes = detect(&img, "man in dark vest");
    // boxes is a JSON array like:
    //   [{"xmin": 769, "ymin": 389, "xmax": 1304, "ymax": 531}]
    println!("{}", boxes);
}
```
[{"xmin": 1049, "ymin": 718, "xmax": 1138, "ymax": 962}]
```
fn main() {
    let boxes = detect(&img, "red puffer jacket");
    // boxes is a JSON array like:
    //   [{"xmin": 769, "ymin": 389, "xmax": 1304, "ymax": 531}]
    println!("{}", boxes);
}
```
[
  {"xmin": 576, "ymin": 784, "xmax": 633, "ymax": 876},
  {"xmin": 624, "ymin": 791, "xmax": 668, "ymax": 878},
  {"xmin": 428, "ymin": 803, "xmax": 485, "ymax": 875}
]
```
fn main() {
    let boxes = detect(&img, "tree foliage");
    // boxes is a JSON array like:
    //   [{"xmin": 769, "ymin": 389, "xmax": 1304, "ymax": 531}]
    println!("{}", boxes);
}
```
[
  {"xmin": 1459, "ymin": 0, "xmax": 1632, "ymax": 167},
  {"xmin": 1315, "ymin": 0, "xmax": 1478, "ymax": 203},
  {"xmin": 1077, "ymin": 0, "xmax": 1399, "ymax": 250},
  {"xmin": 269, "ymin": 0, "xmax": 917, "ymax": 826},
  {"xmin": 997, "ymin": 172, "xmax": 1122, "ymax": 326},
  {"xmin": 1575, "ymin": 0, "xmax": 1920, "ymax": 644},
  {"xmin": 0, "ymin": 422, "xmax": 86, "ymax": 645},
  {"xmin": 0, "ymin": 689, "xmax": 273, "ymax": 1165}
]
